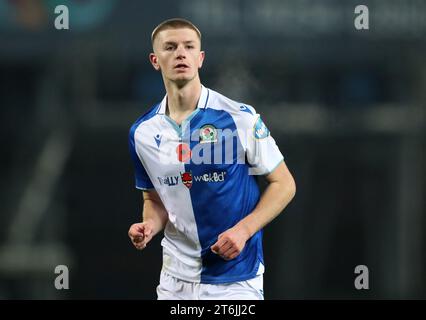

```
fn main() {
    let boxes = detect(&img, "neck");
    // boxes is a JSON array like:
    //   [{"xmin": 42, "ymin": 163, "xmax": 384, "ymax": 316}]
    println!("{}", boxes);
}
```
[{"xmin": 164, "ymin": 77, "xmax": 202, "ymax": 120}]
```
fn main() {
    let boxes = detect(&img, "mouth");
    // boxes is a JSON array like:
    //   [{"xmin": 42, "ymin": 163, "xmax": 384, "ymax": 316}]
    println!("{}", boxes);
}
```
[{"xmin": 174, "ymin": 63, "xmax": 189, "ymax": 69}]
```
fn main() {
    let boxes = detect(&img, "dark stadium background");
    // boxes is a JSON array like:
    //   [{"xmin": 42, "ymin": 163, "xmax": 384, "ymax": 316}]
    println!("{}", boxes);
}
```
[{"xmin": 0, "ymin": 0, "xmax": 424, "ymax": 299}]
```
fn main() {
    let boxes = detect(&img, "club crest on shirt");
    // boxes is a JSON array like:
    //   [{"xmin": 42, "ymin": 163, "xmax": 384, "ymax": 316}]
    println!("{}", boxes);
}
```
[
  {"xmin": 199, "ymin": 124, "xmax": 217, "ymax": 144},
  {"xmin": 253, "ymin": 116, "xmax": 270, "ymax": 139},
  {"xmin": 181, "ymin": 171, "xmax": 193, "ymax": 189}
]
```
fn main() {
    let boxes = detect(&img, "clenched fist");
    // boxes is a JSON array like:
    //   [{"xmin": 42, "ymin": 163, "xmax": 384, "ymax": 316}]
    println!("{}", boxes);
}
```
[
  {"xmin": 210, "ymin": 224, "xmax": 251, "ymax": 260},
  {"xmin": 128, "ymin": 220, "xmax": 155, "ymax": 250}
]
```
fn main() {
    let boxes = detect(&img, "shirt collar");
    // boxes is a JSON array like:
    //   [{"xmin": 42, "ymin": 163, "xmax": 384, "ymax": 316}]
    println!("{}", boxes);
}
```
[{"xmin": 157, "ymin": 85, "xmax": 209, "ymax": 115}]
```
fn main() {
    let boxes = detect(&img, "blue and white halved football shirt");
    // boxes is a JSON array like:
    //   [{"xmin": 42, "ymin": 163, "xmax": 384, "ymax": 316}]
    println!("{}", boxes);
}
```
[{"xmin": 129, "ymin": 85, "xmax": 284, "ymax": 284}]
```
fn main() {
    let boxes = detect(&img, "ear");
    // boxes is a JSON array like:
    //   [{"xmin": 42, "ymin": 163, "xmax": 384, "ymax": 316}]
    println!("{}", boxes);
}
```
[
  {"xmin": 198, "ymin": 51, "xmax": 205, "ymax": 69},
  {"xmin": 149, "ymin": 53, "xmax": 161, "ymax": 71}
]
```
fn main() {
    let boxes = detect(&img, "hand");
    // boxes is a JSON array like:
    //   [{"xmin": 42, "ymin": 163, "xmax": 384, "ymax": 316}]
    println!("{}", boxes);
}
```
[
  {"xmin": 210, "ymin": 224, "xmax": 251, "ymax": 260},
  {"xmin": 128, "ymin": 220, "xmax": 154, "ymax": 250}
]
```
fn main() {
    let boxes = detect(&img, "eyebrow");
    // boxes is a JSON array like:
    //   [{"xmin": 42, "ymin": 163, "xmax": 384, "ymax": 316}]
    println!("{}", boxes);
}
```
[{"xmin": 163, "ymin": 40, "xmax": 196, "ymax": 46}]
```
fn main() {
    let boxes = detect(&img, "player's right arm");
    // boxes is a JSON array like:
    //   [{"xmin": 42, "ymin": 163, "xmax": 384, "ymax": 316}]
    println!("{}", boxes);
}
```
[{"xmin": 128, "ymin": 189, "xmax": 168, "ymax": 250}]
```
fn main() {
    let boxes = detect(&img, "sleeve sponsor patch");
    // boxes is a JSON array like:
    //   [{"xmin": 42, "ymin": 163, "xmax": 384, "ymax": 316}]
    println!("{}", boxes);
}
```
[{"xmin": 253, "ymin": 116, "xmax": 270, "ymax": 139}]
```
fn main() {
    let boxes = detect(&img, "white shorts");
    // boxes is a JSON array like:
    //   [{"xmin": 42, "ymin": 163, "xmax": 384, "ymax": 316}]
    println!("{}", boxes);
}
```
[{"xmin": 156, "ymin": 271, "xmax": 264, "ymax": 300}]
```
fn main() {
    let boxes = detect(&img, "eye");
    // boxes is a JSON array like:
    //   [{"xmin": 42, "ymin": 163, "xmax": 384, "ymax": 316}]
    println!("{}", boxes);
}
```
[
  {"xmin": 165, "ymin": 46, "xmax": 173, "ymax": 51},
  {"xmin": 186, "ymin": 45, "xmax": 194, "ymax": 49}
]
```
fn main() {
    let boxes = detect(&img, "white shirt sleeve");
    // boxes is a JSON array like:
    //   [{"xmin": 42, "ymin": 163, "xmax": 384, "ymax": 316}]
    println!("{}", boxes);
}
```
[{"xmin": 244, "ymin": 112, "xmax": 284, "ymax": 175}]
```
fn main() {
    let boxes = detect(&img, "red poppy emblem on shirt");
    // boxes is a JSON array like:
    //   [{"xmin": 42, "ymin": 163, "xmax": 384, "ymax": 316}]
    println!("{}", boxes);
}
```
[{"xmin": 176, "ymin": 143, "xmax": 191, "ymax": 162}]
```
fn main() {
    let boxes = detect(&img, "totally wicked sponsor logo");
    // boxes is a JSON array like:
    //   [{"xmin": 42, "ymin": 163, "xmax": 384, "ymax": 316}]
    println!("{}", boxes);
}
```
[
  {"xmin": 157, "ymin": 175, "xmax": 179, "ymax": 186},
  {"xmin": 193, "ymin": 171, "xmax": 226, "ymax": 182},
  {"xmin": 157, "ymin": 171, "xmax": 226, "ymax": 187}
]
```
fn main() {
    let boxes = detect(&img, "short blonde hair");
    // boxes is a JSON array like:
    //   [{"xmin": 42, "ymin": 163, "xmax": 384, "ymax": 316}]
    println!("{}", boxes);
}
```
[{"xmin": 151, "ymin": 18, "xmax": 202, "ymax": 47}]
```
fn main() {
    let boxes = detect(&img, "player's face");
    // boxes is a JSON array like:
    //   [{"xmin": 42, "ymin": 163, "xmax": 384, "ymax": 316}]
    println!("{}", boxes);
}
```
[{"xmin": 150, "ymin": 28, "xmax": 205, "ymax": 85}]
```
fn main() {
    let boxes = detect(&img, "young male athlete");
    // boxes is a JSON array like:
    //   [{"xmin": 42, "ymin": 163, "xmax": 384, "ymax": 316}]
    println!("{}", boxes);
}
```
[{"xmin": 128, "ymin": 18, "xmax": 296, "ymax": 300}]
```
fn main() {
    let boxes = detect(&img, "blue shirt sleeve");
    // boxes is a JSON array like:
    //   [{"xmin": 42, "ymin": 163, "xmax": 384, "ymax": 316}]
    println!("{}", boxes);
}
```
[{"xmin": 129, "ymin": 125, "xmax": 154, "ymax": 190}]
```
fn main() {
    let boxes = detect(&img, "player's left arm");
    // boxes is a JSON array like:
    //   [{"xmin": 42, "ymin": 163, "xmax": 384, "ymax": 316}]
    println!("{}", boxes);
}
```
[{"xmin": 211, "ymin": 160, "xmax": 296, "ymax": 260}]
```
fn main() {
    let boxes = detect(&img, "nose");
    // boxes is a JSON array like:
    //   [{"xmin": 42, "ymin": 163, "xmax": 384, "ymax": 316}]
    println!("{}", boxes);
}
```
[{"xmin": 175, "ymin": 44, "xmax": 186, "ymax": 59}]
